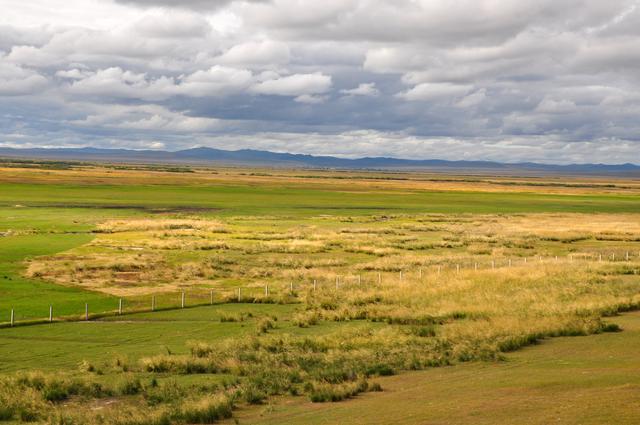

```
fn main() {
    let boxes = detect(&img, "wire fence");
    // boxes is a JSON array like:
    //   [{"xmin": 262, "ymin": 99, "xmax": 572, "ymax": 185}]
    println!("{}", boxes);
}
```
[{"xmin": 1, "ymin": 250, "xmax": 638, "ymax": 328}]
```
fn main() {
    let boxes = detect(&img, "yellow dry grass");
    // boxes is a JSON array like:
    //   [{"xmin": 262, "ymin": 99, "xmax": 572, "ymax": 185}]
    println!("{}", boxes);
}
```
[
  {"xmin": 25, "ymin": 213, "xmax": 640, "ymax": 296},
  {"xmin": 2, "ymin": 164, "xmax": 640, "ymax": 195}
]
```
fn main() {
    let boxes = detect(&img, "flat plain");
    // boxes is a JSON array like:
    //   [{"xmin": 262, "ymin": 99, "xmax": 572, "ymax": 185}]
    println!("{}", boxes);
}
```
[{"xmin": 0, "ymin": 161, "xmax": 639, "ymax": 424}]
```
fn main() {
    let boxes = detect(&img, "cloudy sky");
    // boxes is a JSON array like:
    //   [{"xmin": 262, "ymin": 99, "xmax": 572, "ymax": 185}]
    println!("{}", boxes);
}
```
[{"xmin": 1, "ymin": 0, "xmax": 640, "ymax": 164}]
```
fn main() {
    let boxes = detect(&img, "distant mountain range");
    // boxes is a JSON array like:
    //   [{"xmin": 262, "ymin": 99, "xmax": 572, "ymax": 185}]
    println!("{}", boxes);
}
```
[{"xmin": 1, "ymin": 146, "xmax": 639, "ymax": 175}]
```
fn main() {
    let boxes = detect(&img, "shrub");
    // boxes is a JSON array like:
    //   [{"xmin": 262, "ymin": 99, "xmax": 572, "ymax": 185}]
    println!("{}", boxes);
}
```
[
  {"xmin": 256, "ymin": 317, "xmax": 275, "ymax": 334},
  {"xmin": 411, "ymin": 325, "xmax": 436, "ymax": 337},
  {"xmin": 0, "ymin": 405, "xmax": 14, "ymax": 421},
  {"xmin": 308, "ymin": 379, "xmax": 369, "ymax": 403},
  {"xmin": 601, "ymin": 323, "xmax": 622, "ymax": 333},
  {"xmin": 145, "ymin": 380, "xmax": 185, "ymax": 406},
  {"xmin": 242, "ymin": 384, "xmax": 267, "ymax": 405},
  {"xmin": 189, "ymin": 342, "xmax": 215, "ymax": 358},
  {"xmin": 179, "ymin": 394, "xmax": 233, "ymax": 423},
  {"xmin": 366, "ymin": 363, "xmax": 394, "ymax": 377},
  {"xmin": 43, "ymin": 381, "xmax": 69, "ymax": 402},
  {"xmin": 118, "ymin": 377, "xmax": 142, "ymax": 395}
]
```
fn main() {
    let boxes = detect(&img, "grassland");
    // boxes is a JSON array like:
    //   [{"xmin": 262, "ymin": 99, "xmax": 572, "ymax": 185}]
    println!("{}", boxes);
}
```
[{"xmin": 0, "ymin": 163, "xmax": 639, "ymax": 424}]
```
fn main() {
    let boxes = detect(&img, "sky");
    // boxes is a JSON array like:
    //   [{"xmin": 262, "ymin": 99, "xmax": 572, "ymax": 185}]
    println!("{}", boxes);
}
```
[{"xmin": 1, "ymin": 0, "xmax": 640, "ymax": 164}]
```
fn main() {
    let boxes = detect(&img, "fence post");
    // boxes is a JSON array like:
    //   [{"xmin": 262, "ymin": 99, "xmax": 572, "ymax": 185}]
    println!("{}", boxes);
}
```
[
  {"xmin": 378, "ymin": 272, "xmax": 381, "ymax": 284},
  {"xmin": 85, "ymin": 303, "xmax": 88, "ymax": 321},
  {"xmin": 437, "ymin": 265, "xmax": 441, "ymax": 275},
  {"xmin": 358, "ymin": 275, "xmax": 361, "ymax": 285},
  {"xmin": 210, "ymin": 290, "xmax": 214, "ymax": 305},
  {"xmin": 474, "ymin": 262, "xmax": 478, "ymax": 270},
  {"xmin": 419, "ymin": 268, "xmax": 422, "ymax": 279},
  {"xmin": 508, "ymin": 259, "xmax": 512, "ymax": 267},
  {"xmin": 491, "ymin": 260, "xmax": 495, "ymax": 269},
  {"xmin": 119, "ymin": 298, "xmax": 122, "ymax": 315},
  {"xmin": 49, "ymin": 305, "xmax": 53, "ymax": 322},
  {"xmin": 399, "ymin": 271, "xmax": 403, "ymax": 282},
  {"xmin": 456, "ymin": 264, "xmax": 460, "ymax": 273},
  {"xmin": 10, "ymin": 309, "xmax": 14, "ymax": 327},
  {"xmin": 237, "ymin": 287, "xmax": 241, "ymax": 302},
  {"xmin": 290, "ymin": 281, "xmax": 293, "ymax": 294},
  {"xmin": 152, "ymin": 295, "xmax": 156, "ymax": 311},
  {"xmin": 313, "ymin": 279, "xmax": 317, "ymax": 292},
  {"xmin": 265, "ymin": 284, "xmax": 269, "ymax": 296}
]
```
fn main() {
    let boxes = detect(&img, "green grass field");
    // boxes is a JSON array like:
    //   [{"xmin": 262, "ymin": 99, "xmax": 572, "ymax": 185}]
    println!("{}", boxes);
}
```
[
  {"xmin": 0, "ymin": 164, "xmax": 639, "ymax": 424},
  {"xmin": 231, "ymin": 311, "xmax": 640, "ymax": 425}
]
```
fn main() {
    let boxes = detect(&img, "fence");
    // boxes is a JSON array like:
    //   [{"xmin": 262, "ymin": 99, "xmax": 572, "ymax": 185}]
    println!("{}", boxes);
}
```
[{"xmin": 1, "ymin": 250, "xmax": 638, "ymax": 328}]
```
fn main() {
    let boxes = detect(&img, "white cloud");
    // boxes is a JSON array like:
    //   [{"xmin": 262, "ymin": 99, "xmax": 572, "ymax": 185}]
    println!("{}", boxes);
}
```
[
  {"xmin": 397, "ymin": 83, "xmax": 472, "ymax": 102},
  {"xmin": 176, "ymin": 65, "xmax": 254, "ymax": 96},
  {"xmin": 55, "ymin": 68, "xmax": 90, "ymax": 80},
  {"xmin": 0, "ymin": 61, "xmax": 48, "ymax": 95},
  {"xmin": 340, "ymin": 83, "xmax": 379, "ymax": 97},
  {"xmin": 218, "ymin": 40, "xmax": 290, "ymax": 67},
  {"xmin": 456, "ymin": 89, "xmax": 487, "ymax": 108},
  {"xmin": 250, "ymin": 72, "xmax": 332, "ymax": 96},
  {"xmin": 2, "ymin": 0, "xmax": 640, "ymax": 164},
  {"xmin": 65, "ymin": 66, "xmax": 253, "ymax": 100},
  {"xmin": 134, "ymin": 11, "xmax": 212, "ymax": 39},
  {"xmin": 294, "ymin": 94, "xmax": 328, "ymax": 104},
  {"xmin": 536, "ymin": 97, "xmax": 578, "ymax": 114},
  {"xmin": 70, "ymin": 104, "xmax": 224, "ymax": 132}
]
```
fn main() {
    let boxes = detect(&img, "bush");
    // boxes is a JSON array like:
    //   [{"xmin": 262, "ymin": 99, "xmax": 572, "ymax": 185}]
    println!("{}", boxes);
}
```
[
  {"xmin": 189, "ymin": 342, "xmax": 215, "ymax": 358},
  {"xmin": 308, "ymin": 379, "xmax": 369, "ymax": 403},
  {"xmin": 43, "ymin": 381, "xmax": 69, "ymax": 402},
  {"xmin": 118, "ymin": 377, "xmax": 142, "ymax": 395},
  {"xmin": 411, "ymin": 325, "xmax": 436, "ymax": 337},
  {"xmin": 179, "ymin": 394, "xmax": 233, "ymax": 423},
  {"xmin": 140, "ymin": 355, "xmax": 218, "ymax": 374},
  {"xmin": 242, "ymin": 384, "xmax": 266, "ymax": 405},
  {"xmin": 601, "ymin": 323, "xmax": 622, "ymax": 333},
  {"xmin": 145, "ymin": 380, "xmax": 185, "ymax": 406},
  {"xmin": 0, "ymin": 405, "xmax": 14, "ymax": 420},
  {"xmin": 366, "ymin": 363, "xmax": 394, "ymax": 377},
  {"xmin": 256, "ymin": 317, "xmax": 275, "ymax": 334}
]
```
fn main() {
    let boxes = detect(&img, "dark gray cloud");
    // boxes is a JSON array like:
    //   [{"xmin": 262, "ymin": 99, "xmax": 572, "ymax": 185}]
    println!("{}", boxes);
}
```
[{"xmin": 1, "ymin": 0, "xmax": 640, "ymax": 163}]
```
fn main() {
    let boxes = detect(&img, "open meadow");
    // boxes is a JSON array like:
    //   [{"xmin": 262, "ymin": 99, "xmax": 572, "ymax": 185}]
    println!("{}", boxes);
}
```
[{"xmin": 1, "ymin": 162, "xmax": 640, "ymax": 424}]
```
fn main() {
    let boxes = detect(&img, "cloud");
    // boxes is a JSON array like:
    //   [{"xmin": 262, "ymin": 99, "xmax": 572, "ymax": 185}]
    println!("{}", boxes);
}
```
[
  {"xmin": 218, "ymin": 40, "xmax": 290, "ymax": 67},
  {"xmin": 114, "ymin": 0, "xmax": 268, "ymax": 11},
  {"xmin": 2, "ymin": 0, "xmax": 640, "ymax": 164},
  {"xmin": 65, "ymin": 66, "xmax": 253, "ymax": 100},
  {"xmin": 133, "ymin": 11, "xmax": 212, "ymax": 38},
  {"xmin": 294, "ymin": 94, "xmax": 328, "ymax": 104},
  {"xmin": 250, "ymin": 72, "xmax": 332, "ymax": 96},
  {"xmin": 176, "ymin": 66, "xmax": 254, "ymax": 96},
  {"xmin": 69, "ymin": 104, "xmax": 224, "ymax": 132},
  {"xmin": 397, "ymin": 83, "xmax": 472, "ymax": 102},
  {"xmin": 340, "ymin": 83, "xmax": 379, "ymax": 97},
  {"xmin": 0, "ymin": 61, "xmax": 48, "ymax": 95}
]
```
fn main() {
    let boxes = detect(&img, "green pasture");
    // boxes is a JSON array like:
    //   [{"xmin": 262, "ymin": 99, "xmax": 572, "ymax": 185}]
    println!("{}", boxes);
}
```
[
  {"xmin": 1, "ymin": 178, "xmax": 637, "ymax": 322},
  {"xmin": 0, "ymin": 303, "xmax": 376, "ymax": 372},
  {"xmin": 1, "ymin": 182, "xmax": 640, "ymax": 216},
  {"xmin": 235, "ymin": 312, "xmax": 640, "ymax": 425}
]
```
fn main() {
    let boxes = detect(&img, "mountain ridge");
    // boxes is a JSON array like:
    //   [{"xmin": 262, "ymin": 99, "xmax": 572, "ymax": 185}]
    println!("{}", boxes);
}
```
[{"xmin": 0, "ymin": 146, "xmax": 638, "ymax": 175}]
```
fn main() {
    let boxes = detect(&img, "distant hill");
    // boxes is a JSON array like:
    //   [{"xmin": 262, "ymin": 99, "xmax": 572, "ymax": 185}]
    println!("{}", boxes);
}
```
[{"xmin": 0, "ymin": 146, "xmax": 639, "ymax": 176}]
